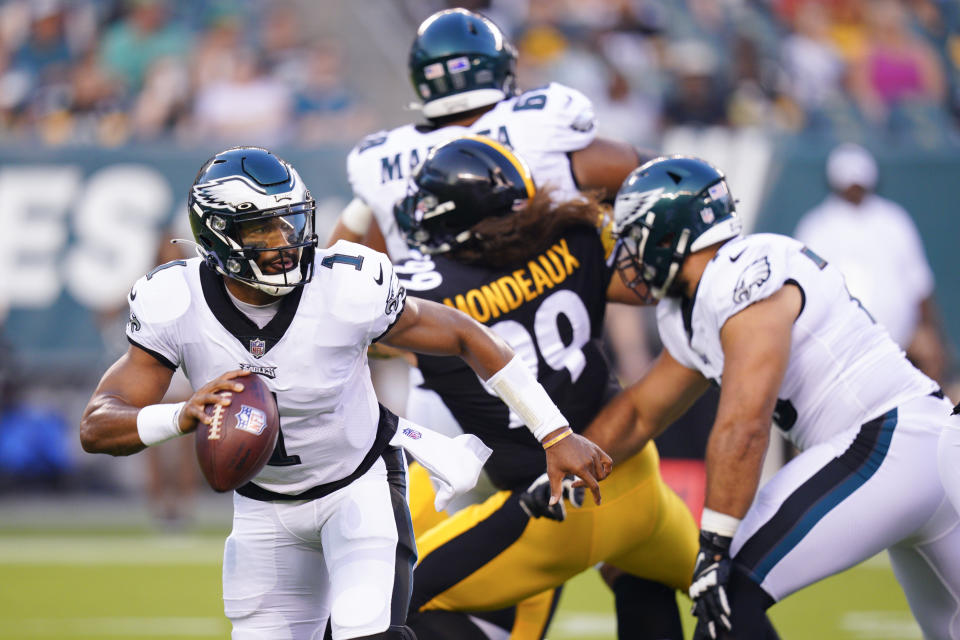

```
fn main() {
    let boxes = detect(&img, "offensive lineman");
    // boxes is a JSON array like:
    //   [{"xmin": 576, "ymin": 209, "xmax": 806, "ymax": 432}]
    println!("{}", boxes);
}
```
[
  {"xmin": 78, "ymin": 147, "xmax": 611, "ymax": 640},
  {"xmin": 392, "ymin": 137, "xmax": 699, "ymax": 640},
  {"xmin": 585, "ymin": 155, "xmax": 960, "ymax": 639}
]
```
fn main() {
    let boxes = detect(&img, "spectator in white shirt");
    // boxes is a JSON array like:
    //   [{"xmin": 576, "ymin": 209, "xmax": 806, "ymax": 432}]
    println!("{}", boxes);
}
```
[{"xmin": 793, "ymin": 142, "xmax": 948, "ymax": 383}]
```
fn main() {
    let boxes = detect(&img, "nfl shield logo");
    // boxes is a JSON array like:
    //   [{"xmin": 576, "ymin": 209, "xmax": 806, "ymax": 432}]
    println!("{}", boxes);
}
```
[
  {"xmin": 249, "ymin": 338, "xmax": 266, "ymax": 358},
  {"xmin": 235, "ymin": 405, "xmax": 267, "ymax": 435},
  {"xmin": 402, "ymin": 427, "xmax": 422, "ymax": 440}
]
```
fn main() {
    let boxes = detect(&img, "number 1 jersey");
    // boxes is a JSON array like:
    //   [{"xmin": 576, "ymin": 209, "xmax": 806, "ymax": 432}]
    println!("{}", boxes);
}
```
[{"xmin": 125, "ymin": 241, "xmax": 406, "ymax": 495}]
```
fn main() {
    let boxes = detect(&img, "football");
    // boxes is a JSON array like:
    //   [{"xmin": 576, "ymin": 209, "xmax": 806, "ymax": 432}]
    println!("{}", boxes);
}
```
[{"xmin": 195, "ymin": 373, "xmax": 280, "ymax": 493}]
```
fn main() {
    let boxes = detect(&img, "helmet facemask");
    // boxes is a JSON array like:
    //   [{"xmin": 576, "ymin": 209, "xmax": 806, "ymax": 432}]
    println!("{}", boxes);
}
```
[
  {"xmin": 614, "ymin": 212, "xmax": 691, "ymax": 303},
  {"xmin": 188, "ymin": 148, "xmax": 319, "ymax": 298},
  {"xmin": 196, "ymin": 199, "xmax": 316, "ymax": 297}
]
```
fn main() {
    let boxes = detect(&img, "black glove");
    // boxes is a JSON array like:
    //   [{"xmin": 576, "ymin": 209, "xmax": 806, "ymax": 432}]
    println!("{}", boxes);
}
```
[
  {"xmin": 518, "ymin": 472, "xmax": 584, "ymax": 521},
  {"xmin": 690, "ymin": 530, "xmax": 733, "ymax": 640}
]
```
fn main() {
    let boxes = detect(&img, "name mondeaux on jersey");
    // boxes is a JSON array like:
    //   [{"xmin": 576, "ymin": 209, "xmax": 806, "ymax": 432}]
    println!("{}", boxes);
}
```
[
  {"xmin": 125, "ymin": 240, "xmax": 406, "ymax": 495},
  {"xmin": 395, "ymin": 226, "xmax": 615, "ymax": 490},
  {"xmin": 347, "ymin": 82, "xmax": 597, "ymax": 259}
]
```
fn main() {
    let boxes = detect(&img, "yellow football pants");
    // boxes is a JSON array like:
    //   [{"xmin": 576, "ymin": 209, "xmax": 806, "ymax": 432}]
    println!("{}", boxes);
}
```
[
  {"xmin": 407, "ymin": 462, "xmax": 558, "ymax": 639},
  {"xmin": 411, "ymin": 442, "xmax": 698, "ymax": 616}
]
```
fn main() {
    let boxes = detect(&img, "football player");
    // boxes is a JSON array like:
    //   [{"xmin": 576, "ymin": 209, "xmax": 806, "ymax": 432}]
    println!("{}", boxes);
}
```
[
  {"xmin": 78, "ymin": 147, "xmax": 611, "ymax": 640},
  {"xmin": 329, "ymin": 7, "xmax": 644, "ymax": 258},
  {"xmin": 329, "ymin": 9, "xmax": 652, "ymax": 636},
  {"xmin": 585, "ymin": 155, "xmax": 960, "ymax": 639},
  {"xmin": 329, "ymin": 6, "xmax": 647, "ymax": 416},
  {"xmin": 392, "ymin": 137, "xmax": 699, "ymax": 640}
]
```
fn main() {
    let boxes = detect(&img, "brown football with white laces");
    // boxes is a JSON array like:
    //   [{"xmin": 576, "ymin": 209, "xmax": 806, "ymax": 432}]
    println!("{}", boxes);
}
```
[{"xmin": 195, "ymin": 374, "xmax": 279, "ymax": 492}]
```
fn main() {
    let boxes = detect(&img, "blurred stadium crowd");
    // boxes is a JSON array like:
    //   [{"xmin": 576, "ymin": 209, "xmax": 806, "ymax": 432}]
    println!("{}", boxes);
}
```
[
  {"xmin": 0, "ymin": 0, "xmax": 958, "ymax": 524},
  {"xmin": 0, "ymin": 0, "xmax": 957, "ymax": 148}
]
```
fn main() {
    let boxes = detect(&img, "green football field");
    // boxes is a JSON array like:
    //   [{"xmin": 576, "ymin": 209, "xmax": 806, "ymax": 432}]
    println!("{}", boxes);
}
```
[{"xmin": 0, "ymin": 530, "xmax": 921, "ymax": 640}]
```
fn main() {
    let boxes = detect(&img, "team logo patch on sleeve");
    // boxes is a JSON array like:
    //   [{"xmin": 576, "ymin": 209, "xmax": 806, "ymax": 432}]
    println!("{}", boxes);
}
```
[
  {"xmin": 733, "ymin": 256, "xmax": 771, "ymax": 304},
  {"xmin": 235, "ymin": 405, "xmax": 268, "ymax": 435},
  {"xmin": 402, "ymin": 427, "xmax": 422, "ymax": 440}
]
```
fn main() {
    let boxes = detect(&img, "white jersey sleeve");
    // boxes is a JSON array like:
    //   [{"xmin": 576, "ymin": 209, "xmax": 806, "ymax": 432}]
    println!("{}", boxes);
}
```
[
  {"xmin": 507, "ymin": 82, "xmax": 597, "ymax": 154},
  {"xmin": 701, "ymin": 237, "xmax": 792, "ymax": 331},
  {"xmin": 125, "ymin": 261, "xmax": 193, "ymax": 369},
  {"xmin": 321, "ymin": 240, "xmax": 407, "ymax": 343}
]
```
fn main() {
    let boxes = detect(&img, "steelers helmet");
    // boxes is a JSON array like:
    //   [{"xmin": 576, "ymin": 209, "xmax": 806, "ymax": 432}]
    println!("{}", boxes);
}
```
[
  {"xmin": 409, "ymin": 8, "xmax": 518, "ymax": 119},
  {"xmin": 613, "ymin": 156, "xmax": 741, "ymax": 302},
  {"xmin": 394, "ymin": 136, "xmax": 534, "ymax": 254},
  {"xmin": 188, "ymin": 147, "xmax": 317, "ymax": 296}
]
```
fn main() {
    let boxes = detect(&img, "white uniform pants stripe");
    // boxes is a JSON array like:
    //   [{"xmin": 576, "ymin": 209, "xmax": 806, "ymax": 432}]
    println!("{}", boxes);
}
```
[{"xmin": 731, "ymin": 394, "xmax": 960, "ymax": 639}]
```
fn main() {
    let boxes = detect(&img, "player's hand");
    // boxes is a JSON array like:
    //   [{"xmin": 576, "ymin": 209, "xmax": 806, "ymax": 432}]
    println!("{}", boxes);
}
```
[
  {"xmin": 518, "ymin": 472, "xmax": 584, "ymax": 521},
  {"xmin": 690, "ymin": 531, "xmax": 733, "ymax": 640},
  {"xmin": 543, "ymin": 431, "xmax": 612, "ymax": 506},
  {"xmin": 178, "ymin": 369, "xmax": 251, "ymax": 434}
]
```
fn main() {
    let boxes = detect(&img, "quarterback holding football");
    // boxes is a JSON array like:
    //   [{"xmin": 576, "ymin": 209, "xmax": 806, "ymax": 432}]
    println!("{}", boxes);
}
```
[{"xmin": 79, "ymin": 146, "xmax": 610, "ymax": 640}]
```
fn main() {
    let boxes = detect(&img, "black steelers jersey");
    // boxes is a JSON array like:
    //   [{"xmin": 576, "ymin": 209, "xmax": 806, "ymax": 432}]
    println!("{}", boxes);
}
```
[{"xmin": 396, "ymin": 225, "xmax": 619, "ymax": 490}]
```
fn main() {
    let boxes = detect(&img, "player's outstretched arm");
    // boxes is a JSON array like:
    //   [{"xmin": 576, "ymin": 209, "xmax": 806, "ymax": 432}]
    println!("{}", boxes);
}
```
[
  {"xmin": 79, "ymin": 346, "xmax": 248, "ymax": 456},
  {"xmin": 570, "ymin": 137, "xmax": 655, "ymax": 201},
  {"xmin": 325, "ymin": 198, "xmax": 388, "ymax": 254},
  {"xmin": 689, "ymin": 284, "xmax": 801, "ymax": 640},
  {"xmin": 582, "ymin": 348, "xmax": 710, "ymax": 465},
  {"xmin": 380, "ymin": 296, "xmax": 612, "ymax": 504}
]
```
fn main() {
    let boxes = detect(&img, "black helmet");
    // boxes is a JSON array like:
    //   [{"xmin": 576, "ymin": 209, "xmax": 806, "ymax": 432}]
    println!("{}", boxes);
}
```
[
  {"xmin": 613, "ymin": 156, "xmax": 741, "ymax": 302},
  {"xmin": 409, "ymin": 8, "xmax": 517, "ymax": 119},
  {"xmin": 394, "ymin": 135, "xmax": 534, "ymax": 254},
  {"xmin": 188, "ymin": 146, "xmax": 317, "ymax": 296}
]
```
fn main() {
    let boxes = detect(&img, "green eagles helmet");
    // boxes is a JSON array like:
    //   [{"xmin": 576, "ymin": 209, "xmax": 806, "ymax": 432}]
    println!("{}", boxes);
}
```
[
  {"xmin": 613, "ymin": 156, "xmax": 742, "ymax": 302},
  {"xmin": 409, "ymin": 8, "xmax": 517, "ymax": 119},
  {"xmin": 393, "ymin": 135, "xmax": 535, "ymax": 254},
  {"xmin": 188, "ymin": 146, "xmax": 318, "ymax": 296}
]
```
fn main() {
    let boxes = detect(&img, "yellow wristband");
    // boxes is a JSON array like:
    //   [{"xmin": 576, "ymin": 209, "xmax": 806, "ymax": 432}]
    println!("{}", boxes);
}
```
[{"xmin": 542, "ymin": 427, "xmax": 573, "ymax": 450}]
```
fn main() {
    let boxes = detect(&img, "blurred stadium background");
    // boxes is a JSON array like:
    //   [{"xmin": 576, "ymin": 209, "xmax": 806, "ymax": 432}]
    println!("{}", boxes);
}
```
[{"xmin": 0, "ymin": 0, "xmax": 958, "ymax": 638}]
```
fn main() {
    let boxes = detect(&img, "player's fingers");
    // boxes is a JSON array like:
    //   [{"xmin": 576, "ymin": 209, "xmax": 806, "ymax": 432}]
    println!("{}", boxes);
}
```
[
  {"xmin": 590, "ymin": 451, "xmax": 609, "ymax": 483},
  {"xmin": 580, "ymin": 467, "xmax": 602, "ymax": 505},
  {"xmin": 547, "ymin": 470, "xmax": 563, "ymax": 506},
  {"xmin": 598, "ymin": 449, "xmax": 613, "ymax": 477}
]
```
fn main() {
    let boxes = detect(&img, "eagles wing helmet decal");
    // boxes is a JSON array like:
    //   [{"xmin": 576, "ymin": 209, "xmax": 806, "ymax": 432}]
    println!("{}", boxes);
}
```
[
  {"xmin": 192, "ymin": 172, "xmax": 300, "ymax": 213},
  {"xmin": 614, "ymin": 187, "xmax": 665, "ymax": 229},
  {"xmin": 733, "ymin": 256, "xmax": 772, "ymax": 304}
]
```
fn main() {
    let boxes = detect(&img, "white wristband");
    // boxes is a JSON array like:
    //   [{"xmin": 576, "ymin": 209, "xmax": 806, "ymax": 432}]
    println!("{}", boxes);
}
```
[
  {"xmin": 485, "ymin": 355, "xmax": 568, "ymax": 441},
  {"xmin": 700, "ymin": 507, "xmax": 741, "ymax": 538},
  {"xmin": 340, "ymin": 198, "xmax": 374, "ymax": 236},
  {"xmin": 136, "ymin": 402, "xmax": 186, "ymax": 446}
]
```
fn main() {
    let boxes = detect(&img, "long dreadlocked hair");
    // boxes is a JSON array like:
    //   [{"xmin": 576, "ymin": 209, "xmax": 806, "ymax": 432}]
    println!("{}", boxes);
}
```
[{"xmin": 449, "ymin": 187, "xmax": 605, "ymax": 268}]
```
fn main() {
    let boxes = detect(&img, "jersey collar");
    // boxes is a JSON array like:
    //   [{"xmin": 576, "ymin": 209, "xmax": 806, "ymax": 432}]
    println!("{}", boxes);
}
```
[{"xmin": 200, "ymin": 263, "xmax": 304, "ymax": 358}]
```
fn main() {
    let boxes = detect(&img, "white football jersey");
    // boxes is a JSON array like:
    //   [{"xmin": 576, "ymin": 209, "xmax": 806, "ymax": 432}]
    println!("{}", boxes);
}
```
[
  {"xmin": 347, "ymin": 82, "xmax": 598, "ymax": 259},
  {"xmin": 657, "ymin": 233, "xmax": 937, "ymax": 451},
  {"xmin": 125, "ymin": 240, "xmax": 407, "ymax": 495}
]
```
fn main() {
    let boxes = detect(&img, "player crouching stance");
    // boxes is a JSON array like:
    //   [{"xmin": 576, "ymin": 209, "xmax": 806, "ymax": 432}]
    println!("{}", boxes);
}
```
[
  {"xmin": 584, "ymin": 156, "xmax": 960, "ymax": 639},
  {"xmin": 79, "ymin": 147, "xmax": 610, "ymax": 640}
]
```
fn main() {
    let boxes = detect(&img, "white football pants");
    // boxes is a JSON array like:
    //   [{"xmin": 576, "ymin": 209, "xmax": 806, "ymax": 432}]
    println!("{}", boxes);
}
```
[
  {"xmin": 732, "ymin": 393, "xmax": 960, "ymax": 639},
  {"xmin": 222, "ymin": 450, "xmax": 416, "ymax": 640}
]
